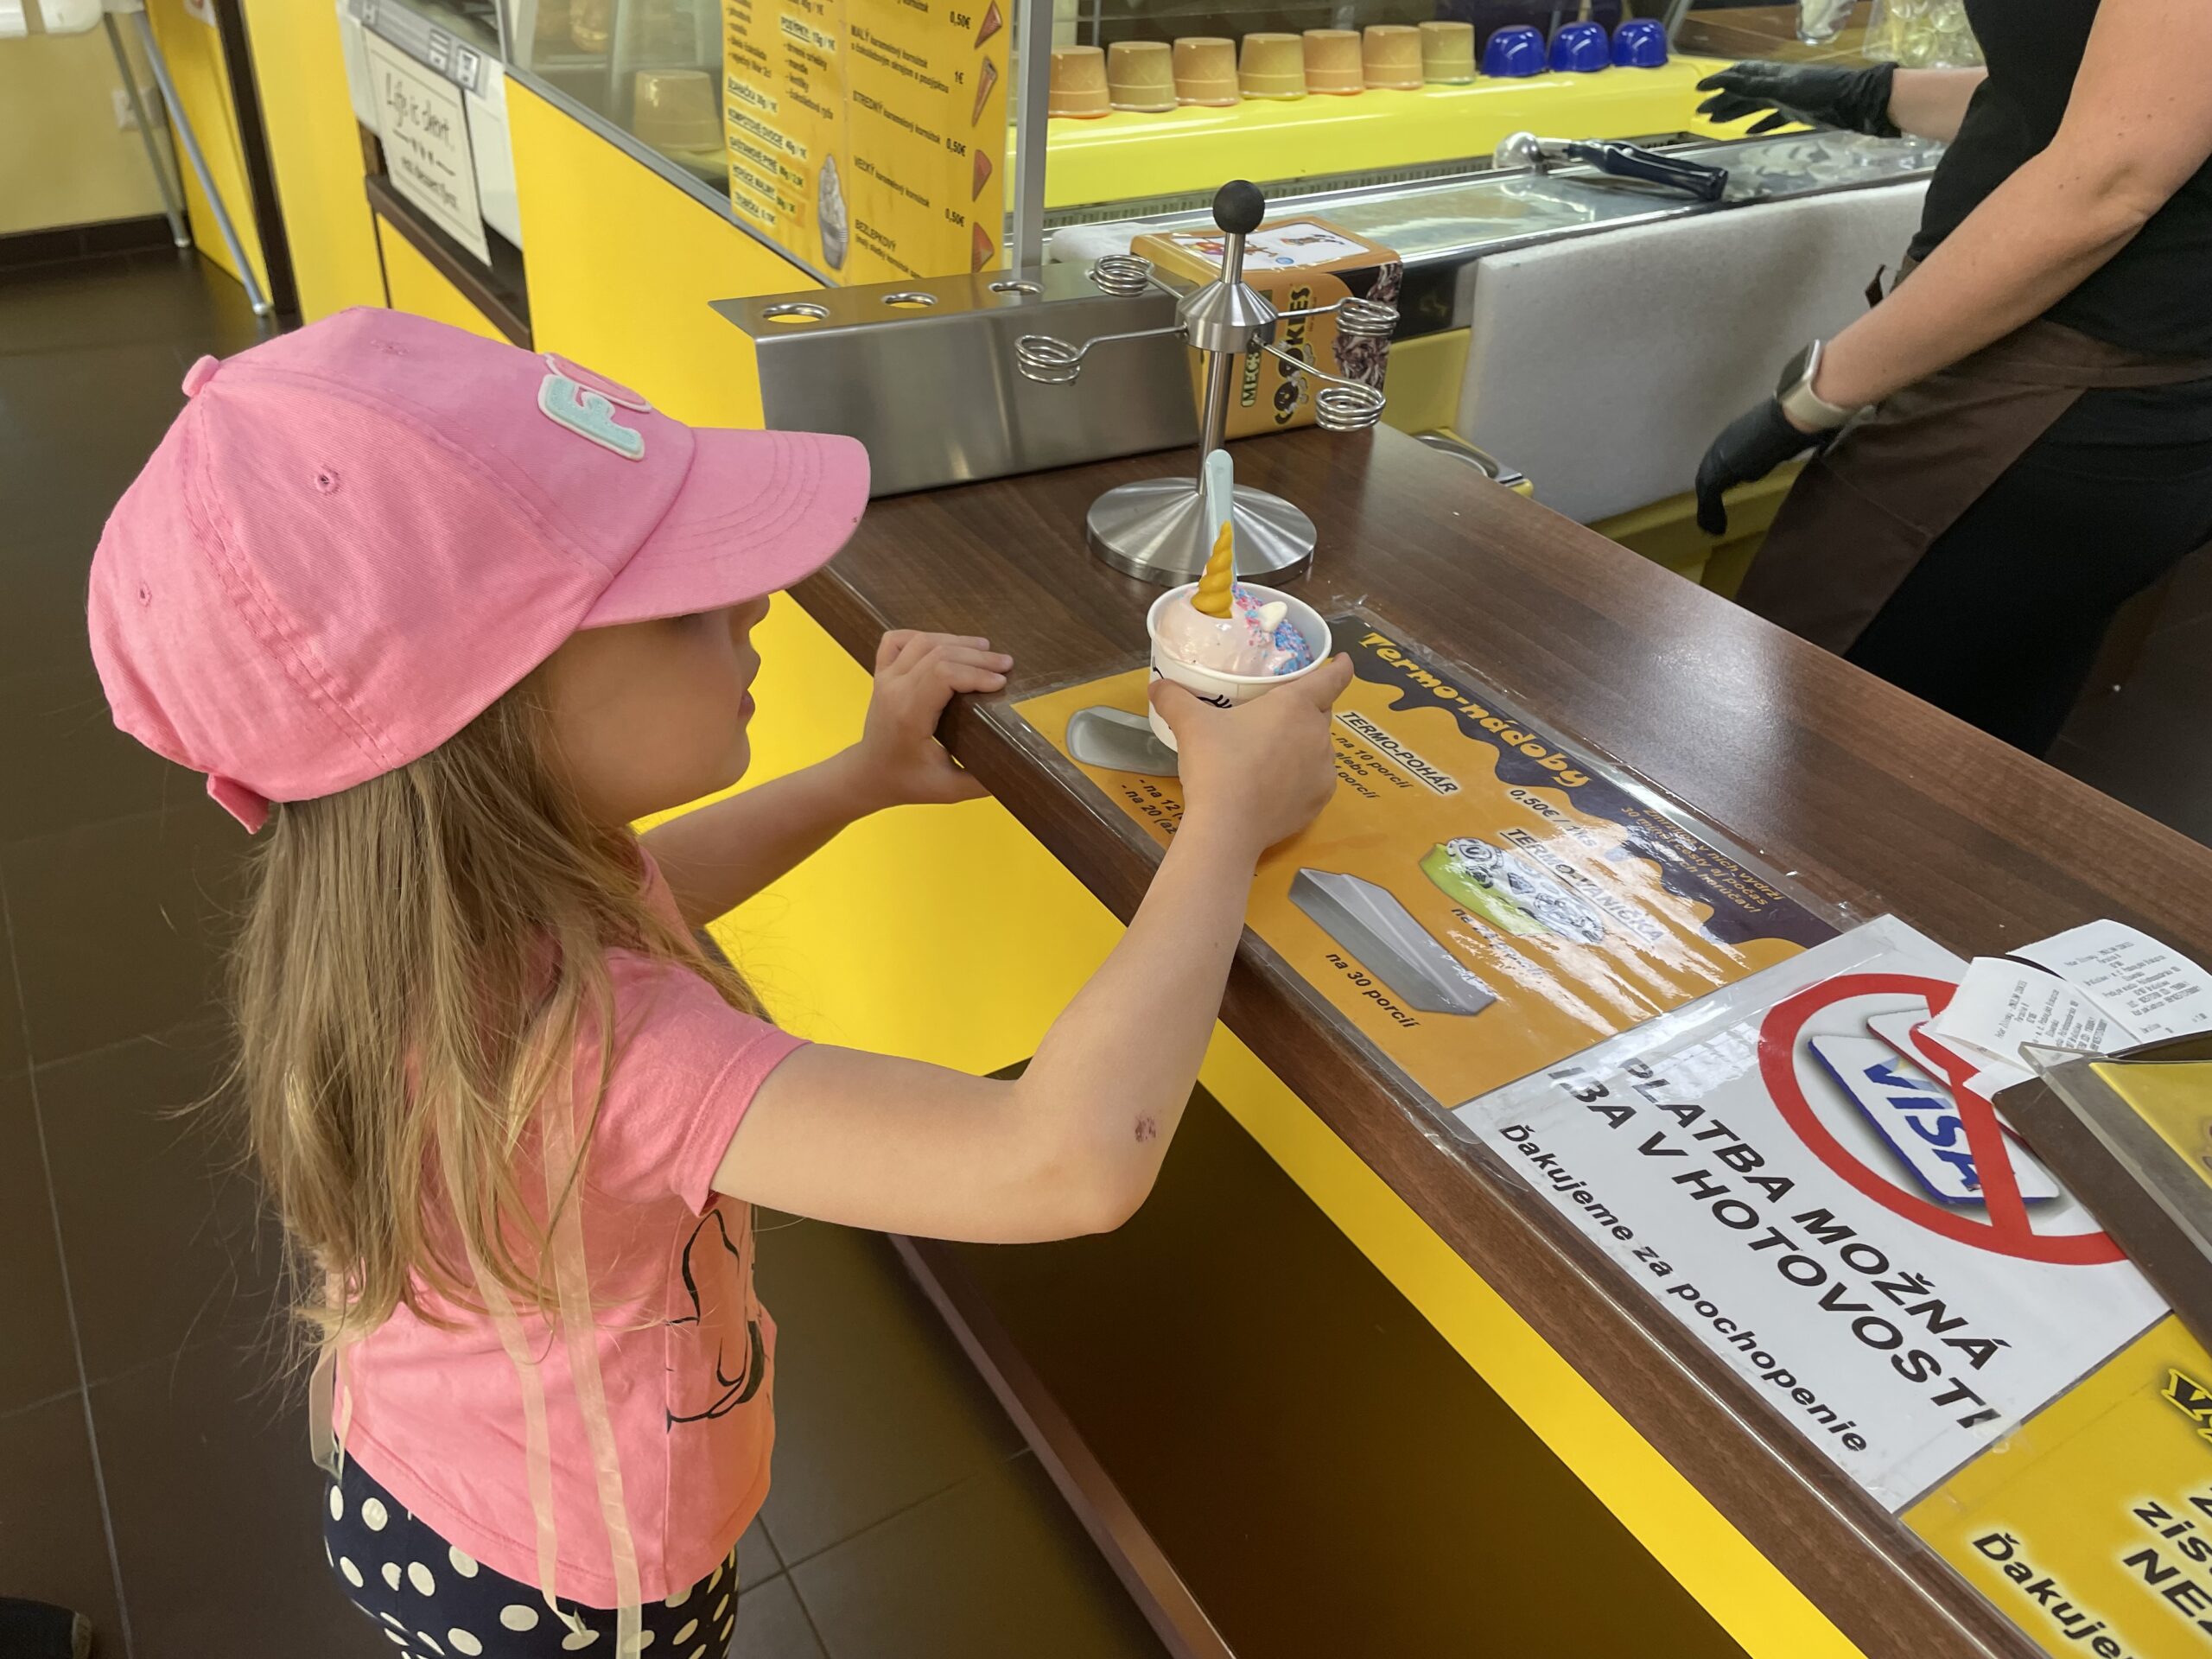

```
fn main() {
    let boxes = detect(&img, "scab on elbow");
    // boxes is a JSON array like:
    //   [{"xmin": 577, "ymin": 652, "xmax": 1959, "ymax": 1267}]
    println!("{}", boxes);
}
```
[{"xmin": 1016, "ymin": 1096, "xmax": 1160, "ymax": 1237}]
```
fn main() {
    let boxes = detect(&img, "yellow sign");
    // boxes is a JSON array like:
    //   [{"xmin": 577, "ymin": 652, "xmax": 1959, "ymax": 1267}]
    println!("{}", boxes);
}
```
[
  {"xmin": 2094, "ymin": 1060, "xmax": 2212, "ymax": 1186},
  {"xmin": 1014, "ymin": 620, "xmax": 1834, "ymax": 1108},
  {"xmin": 721, "ymin": 0, "xmax": 1007, "ymax": 283},
  {"xmin": 1906, "ymin": 1316, "xmax": 2212, "ymax": 1659}
]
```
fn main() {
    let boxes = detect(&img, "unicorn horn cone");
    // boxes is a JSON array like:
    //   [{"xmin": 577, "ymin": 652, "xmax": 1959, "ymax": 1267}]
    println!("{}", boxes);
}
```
[{"xmin": 1193, "ymin": 518, "xmax": 1235, "ymax": 618}]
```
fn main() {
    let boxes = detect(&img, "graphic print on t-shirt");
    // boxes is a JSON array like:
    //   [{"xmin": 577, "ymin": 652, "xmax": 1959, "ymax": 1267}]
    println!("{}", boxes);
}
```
[{"xmin": 665, "ymin": 1207, "xmax": 767, "ymax": 1427}]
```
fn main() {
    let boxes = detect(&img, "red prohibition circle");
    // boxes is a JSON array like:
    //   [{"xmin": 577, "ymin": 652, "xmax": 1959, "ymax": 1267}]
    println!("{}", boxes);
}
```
[{"xmin": 1758, "ymin": 972, "xmax": 2125, "ymax": 1265}]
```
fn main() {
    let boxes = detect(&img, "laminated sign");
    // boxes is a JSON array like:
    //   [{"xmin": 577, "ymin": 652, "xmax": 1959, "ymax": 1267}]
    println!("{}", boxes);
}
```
[
  {"xmin": 1462, "ymin": 917, "xmax": 2212, "ymax": 1658},
  {"xmin": 721, "ymin": 0, "xmax": 1008, "ymax": 282},
  {"xmin": 1904, "ymin": 1314, "xmax": 2212, "ymax": 1659},
  {"xmin": 1459, "ymin": 916, "xmax": 2167, "ymax": 1507},
  {"xmin": 1014, "ymin": 618, "xmax": 1836, "ymax": 1111}
]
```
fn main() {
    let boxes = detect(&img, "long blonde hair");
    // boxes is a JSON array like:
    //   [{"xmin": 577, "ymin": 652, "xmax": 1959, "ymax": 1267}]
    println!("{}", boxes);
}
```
[{"xmin": 231, "ymin": 677, "xmax": 755, "ymax": 1351}]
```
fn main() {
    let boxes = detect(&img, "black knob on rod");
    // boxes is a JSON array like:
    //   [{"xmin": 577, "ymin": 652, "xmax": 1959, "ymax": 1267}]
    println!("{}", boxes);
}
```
[{"xmin": 1212, "ymin": 180, "xmax": 1266, "ymax": 236}]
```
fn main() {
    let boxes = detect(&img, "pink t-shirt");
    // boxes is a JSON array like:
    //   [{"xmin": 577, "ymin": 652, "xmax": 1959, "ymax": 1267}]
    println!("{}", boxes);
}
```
[{"xmin": 340, "ymin": 861, "xmax": 804, "ymax": 1606}]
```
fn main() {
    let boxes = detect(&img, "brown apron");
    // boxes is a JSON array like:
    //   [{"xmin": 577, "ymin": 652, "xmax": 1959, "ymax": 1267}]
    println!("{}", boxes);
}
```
[{"xmin": 1737, "ymin": 279, "xmax": 2212, "ymax": 653}]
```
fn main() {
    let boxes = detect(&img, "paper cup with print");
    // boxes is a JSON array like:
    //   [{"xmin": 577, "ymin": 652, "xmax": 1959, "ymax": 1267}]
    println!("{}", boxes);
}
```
[{"xmin": 1145, "ymin": 582, "xmax": 1332, "ymax": 750}]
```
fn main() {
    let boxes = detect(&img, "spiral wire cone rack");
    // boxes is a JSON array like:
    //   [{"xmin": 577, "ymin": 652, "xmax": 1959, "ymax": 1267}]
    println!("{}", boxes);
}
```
[{"xmin": 1013, "ymin": 181, "xmax": 1398, "ymax": 583}]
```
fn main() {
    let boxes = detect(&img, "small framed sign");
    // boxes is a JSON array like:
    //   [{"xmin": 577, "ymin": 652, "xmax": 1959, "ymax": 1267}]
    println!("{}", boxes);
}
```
[{"xmin": 362, "ymin": 29, "xmax": 489, "ymax": 265}]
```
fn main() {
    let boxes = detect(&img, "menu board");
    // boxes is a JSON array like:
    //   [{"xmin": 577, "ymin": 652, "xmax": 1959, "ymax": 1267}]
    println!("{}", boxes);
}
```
[
  {"xmin": 721, "ymin": 0, "xmax": 1007, "ymax": 282},
  {"xmin": 1012, "ymin": 618, "xmax": 1837, "ymax": 1109}
]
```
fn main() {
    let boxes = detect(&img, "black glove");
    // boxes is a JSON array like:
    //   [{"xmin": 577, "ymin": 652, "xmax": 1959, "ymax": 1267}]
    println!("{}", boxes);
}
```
[
  {"xmin": 1694, "ymin": 60, "xmax": 1900, "ymax": 137},
  {"xmin": 1694, "ymin": 399, "xmax": 1827, "ymax": 536}
]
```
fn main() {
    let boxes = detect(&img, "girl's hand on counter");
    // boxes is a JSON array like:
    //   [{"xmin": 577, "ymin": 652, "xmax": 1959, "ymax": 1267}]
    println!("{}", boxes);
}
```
[
  {"xmin": 1153, "ymin": 653, "xmax": 1354, "ymax": 861},
  {"xmin": 842, "ymin": 629, "xmax": 1013, "ymax": 810}
]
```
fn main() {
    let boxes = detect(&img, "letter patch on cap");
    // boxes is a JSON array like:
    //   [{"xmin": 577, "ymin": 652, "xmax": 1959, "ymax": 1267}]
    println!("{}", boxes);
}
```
[{"xmin": 538, "ymin": 371, "xmax": 645, "ymax": 461}]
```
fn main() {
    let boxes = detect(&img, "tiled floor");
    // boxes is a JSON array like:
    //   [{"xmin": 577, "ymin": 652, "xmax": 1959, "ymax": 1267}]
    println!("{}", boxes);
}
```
[
  {"xmin": 6, "ymin": 246, "xmax": 2211, "ymax": 1659},
  {"xmin": 0, "ymin": 251, "xmax": 1160, "ymax": 1657}
]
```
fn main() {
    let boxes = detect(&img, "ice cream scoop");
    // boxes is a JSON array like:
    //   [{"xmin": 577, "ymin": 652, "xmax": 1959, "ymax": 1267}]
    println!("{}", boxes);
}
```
[
  {"xmin": 1154, "ymin": 582, "xmax": 1314, "ymax": 677},
  {"xmin": 1144, "ymin": 579, "xmax": 1332, "ymax": 750}
]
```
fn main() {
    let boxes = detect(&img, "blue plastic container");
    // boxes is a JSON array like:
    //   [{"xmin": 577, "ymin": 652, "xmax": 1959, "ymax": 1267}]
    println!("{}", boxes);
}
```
[
  {"xmin": 1481, "ymin": 24, "xmax": 1546, "ymax": 77},
  {"xmin": 1611, "ymin": 18, "xmax": 1669, "ymax": 67},
  {"xmin": 1548, "ymin": 20, "xmax": 1609, "ymax": 72}
]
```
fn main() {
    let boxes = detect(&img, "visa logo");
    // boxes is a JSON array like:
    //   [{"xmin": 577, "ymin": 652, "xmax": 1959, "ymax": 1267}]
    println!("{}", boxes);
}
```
[{"xmin": 1808, "ymin": 1033, "xmax": 2061, "ymax": 1206}]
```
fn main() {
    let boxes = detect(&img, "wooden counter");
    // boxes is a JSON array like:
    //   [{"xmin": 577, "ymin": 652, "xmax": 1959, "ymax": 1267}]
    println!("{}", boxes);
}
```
[{"xmin": 793, "ymin": 423, "xmax": 2212, "ymax": 1659}]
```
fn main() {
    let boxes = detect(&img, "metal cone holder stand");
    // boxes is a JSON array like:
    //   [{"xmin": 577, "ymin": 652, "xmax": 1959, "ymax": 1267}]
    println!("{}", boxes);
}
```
[{"xmin": 1013, "ymin": 180, "xmax": 1398, "ymax": 585}]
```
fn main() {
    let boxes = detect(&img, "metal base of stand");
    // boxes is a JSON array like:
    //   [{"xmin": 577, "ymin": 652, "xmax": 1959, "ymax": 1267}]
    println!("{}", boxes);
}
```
[{"xmin": 1087, "ymin": 479, "xmax": 1316, "ymax": 586}]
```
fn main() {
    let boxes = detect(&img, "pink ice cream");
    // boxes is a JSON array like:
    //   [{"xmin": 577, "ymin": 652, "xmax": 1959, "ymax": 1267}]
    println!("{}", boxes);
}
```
[{"xmin": 1154, "ymin": 583, "xmax": 1317, "ymax": 677}]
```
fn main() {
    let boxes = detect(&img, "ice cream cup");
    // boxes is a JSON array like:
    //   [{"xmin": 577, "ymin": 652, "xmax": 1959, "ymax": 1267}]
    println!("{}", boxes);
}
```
[{"xmin": 1145, "ymin": 582, "xmax": 1332, "ymax": 750}]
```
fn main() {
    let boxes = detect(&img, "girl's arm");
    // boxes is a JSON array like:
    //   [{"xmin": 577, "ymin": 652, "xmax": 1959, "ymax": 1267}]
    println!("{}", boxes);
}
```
[
  {"xmin": 709, "ymin": 656, "xmax": 1357, "ymax": 1243},
  {"xmin": 645, "ymin": 630, "xmax": 1011, "ymax": 928},
  {"xmin": 1885, "ymin": 68, "xmax": 1986, "ymax": 144},
  {"xmin": 1812, "ymin": 0, "xmax": 2212, "ymax": 415}
]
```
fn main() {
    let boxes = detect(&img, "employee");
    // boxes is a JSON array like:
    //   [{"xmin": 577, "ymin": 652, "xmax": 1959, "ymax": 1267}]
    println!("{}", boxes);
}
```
[{"xmin": 1692, "ymin": 0, "xmax": 2212, "ymax": 753}]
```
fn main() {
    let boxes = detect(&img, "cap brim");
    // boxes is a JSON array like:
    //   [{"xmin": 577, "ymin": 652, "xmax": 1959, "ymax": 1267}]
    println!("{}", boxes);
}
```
[{"xmin": 581, "ymin": 428, "xmax": 870, "ymax": 629}]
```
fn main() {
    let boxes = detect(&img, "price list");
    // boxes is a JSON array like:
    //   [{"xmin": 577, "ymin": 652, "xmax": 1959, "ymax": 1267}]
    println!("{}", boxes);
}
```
[{"xmin": 722, "ymin": 0, "xmax": 1007, "ymax": 283}]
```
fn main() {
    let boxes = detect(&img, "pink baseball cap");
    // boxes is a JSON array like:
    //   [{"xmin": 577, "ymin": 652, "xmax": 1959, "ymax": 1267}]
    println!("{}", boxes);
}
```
[{"xmin": 88, "ymin": 308, "xmax": 869, "ymax": 830}]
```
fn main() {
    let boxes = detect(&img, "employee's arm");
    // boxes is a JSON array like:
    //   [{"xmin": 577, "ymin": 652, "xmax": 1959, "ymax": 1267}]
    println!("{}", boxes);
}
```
[
  {"xmin": 1812, "ymin": 0, "xmax": 2212, "ymax": 414},
  {"xmin": 1886, "ymin": 68, "xmax": 1986, "ymax": 143}
]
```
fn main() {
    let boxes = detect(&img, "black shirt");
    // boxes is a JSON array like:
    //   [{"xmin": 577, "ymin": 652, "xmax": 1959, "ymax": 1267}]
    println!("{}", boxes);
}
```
[{"xmin": 1908, "ymin": 0, "xmax": 2212, "ymax": 359}]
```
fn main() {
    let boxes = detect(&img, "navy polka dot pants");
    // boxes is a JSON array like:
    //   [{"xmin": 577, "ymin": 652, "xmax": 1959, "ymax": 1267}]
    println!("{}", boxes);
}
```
[{"xmin": 322, "ymin": 1452, "xmax": 740, "ymax": 1656}]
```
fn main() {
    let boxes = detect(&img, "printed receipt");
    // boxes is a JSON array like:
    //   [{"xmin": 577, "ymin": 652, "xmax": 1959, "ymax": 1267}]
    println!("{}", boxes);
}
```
[
  {"xmin": 1929, "ymin": 957, "xmax": 2126, "ymax": 1074},
  {"xmin": 2014, "ymin": 919, "xmax": 2212, "ymax": 1044}
]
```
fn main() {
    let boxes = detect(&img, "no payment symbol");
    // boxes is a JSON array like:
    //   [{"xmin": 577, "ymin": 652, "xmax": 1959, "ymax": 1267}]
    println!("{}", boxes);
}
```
[{"xmin": 1759, "ymin": 973, "xmax": 2126, "ymax": 1266}]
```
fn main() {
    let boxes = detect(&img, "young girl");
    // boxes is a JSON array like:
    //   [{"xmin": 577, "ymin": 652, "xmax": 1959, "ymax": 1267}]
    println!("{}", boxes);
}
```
[{"xmin": 88, "ymin": 308, "xmax": 1350, "ymax": 1657}]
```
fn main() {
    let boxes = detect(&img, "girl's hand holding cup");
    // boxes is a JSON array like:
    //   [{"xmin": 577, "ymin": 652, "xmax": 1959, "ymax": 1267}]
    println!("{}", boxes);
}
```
[{"xmin": 1151, "ymin": 652, "xmax": 1353, "ymax": 859}]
